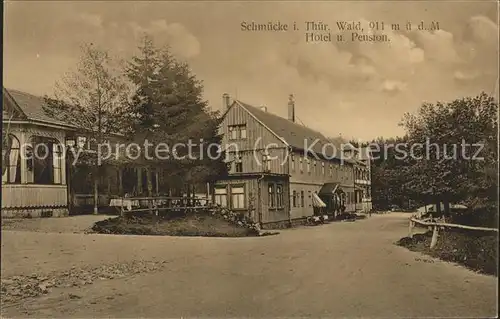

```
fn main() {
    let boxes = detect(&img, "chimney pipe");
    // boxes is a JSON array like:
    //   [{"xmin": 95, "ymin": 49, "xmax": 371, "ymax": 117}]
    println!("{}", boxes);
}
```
[
  {"xmin": 222, "ymin": 93, "xmax": 230, "ymax": 109},
  {"xmin": 287, "ymin": 94, "xmax": 295, "ymax": 122}
]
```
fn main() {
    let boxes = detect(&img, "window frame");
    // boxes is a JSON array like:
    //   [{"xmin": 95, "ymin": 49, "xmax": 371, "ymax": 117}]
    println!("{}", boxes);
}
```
[
  {"xmin": 214, "ymin": 185, "xmax": 228, "ymax": 207},
  {"xmin": 52, "ymin": 143, "xmax": 63, "ymax": 185},
  {"xmin": 228, "ymin": 124, "xmax": 247, "ymax": 140},
  {"xmin": 268, "ymin": 183, "xmax": 276, "ymax": 208},
  {"xmin": 2, "ymin": 134, "xmax": 21, "ymax": 184},
  {"xmin": 276, "ymin": 184, "xmax": 284, "ymax": 209},
  {"xmin": 234, "ymin": 155, "xmax": 243, "ymax": 173},
  {"xmin": 262, "ymin": 152, "xmax": 271, "ymax": 171},
  {"xmin": 230, "ymin": 184, "xmax": 246, "ymax": 209},
  {"xmin": 26, "ymin": 136, "xmax": 63, "ymax": 185}
]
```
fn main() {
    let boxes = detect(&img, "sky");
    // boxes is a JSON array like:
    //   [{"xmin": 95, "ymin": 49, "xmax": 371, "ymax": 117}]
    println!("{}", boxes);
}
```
[{"xmin": 3, "ymin": 1, "xmax": 499, "ymax": 141}]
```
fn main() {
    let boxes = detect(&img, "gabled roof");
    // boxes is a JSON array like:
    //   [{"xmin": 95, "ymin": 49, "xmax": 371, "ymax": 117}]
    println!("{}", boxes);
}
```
[
  {"xmin": 3, "ymin": 88, "xmax": 75, "ymax": 128},
  {"xmin": 234, "ymin": 100, "xmax": 352, "ymax": 162}
]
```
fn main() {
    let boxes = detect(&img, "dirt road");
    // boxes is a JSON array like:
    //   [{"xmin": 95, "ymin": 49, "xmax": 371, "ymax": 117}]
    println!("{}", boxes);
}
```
[{"xmin": 1, "ymin": 213, "xmax": 497, "ymax": 317}]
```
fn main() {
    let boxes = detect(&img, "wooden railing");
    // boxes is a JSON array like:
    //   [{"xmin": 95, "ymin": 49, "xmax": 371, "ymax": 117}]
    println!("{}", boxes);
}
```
[
  {"xmin": 73, "ymin": 194, "xmax": 110, "ymax": 206},
  {"xmin": 408, "ymin": 216, "xmax": 498, "ymax": 249},
  {"xmin": 110, "ymin": 196, "xmax": 212, "ymax": 217}
]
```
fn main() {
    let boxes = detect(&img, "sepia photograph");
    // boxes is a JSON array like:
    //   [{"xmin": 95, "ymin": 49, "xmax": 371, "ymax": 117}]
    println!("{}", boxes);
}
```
[{"xmin": 1, "ymin": 1, "xmax": 499, "ymax": 317}]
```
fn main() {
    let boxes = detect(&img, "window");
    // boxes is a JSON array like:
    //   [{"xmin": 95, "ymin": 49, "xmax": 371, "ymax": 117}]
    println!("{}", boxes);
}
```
[
  {"xmin": 228, "ymin": 124, "xmax": 247, "ymax": 140},
  {"xmin": 329, "ymin": 164, "xmax": 333, "ymax": 177},
  {"xmin": 214, "ymin": 186, "xmax": 228, "ymax": 207},
  {"xmin": 77, "ymin": 136, "xmax": 87, "ymax": 149},
  {"xmin": 262, "ymin": 153, "xmax": 271, "ymax": 171},
  {"xmin": 240, "ymin": 126, "xmax": 247, "ymax": 139},
  {"xmin": 231, "ymin": 185, "xmax": 245, "ymax": 209},
  {"xmin": 268, "ymin": 184, "xmax": 276, "ymax": 208},
  {"xmin": 235, "ymin": 155, "xmax": 243, "ymax": 173},
  {"xmin": 26, "ymin": 136, "xmax": 63, "ymax": 185},
  {"xmin": 306, "ymin": 158, "xmax": 311, "ymax": 173},
  {"xmin": 299, "ymin": 157, "xmax": 303, "ymax": 172},
  {"xmin": 52, "ymin": 143, "xmax": 62, "ymax": 184},
  {"xmin": 292, "ymin": 190, "xmax": 297, "ymax": 207},
  {"xmin": 313, "ymin": 160, "xmax": 317, "ymax": 174},
  {"xmin": 308, "ymin": 190, "xmax": 312, "ymax": 207},
  {"xmin": 229, "ymin": 126, "xmax": 238, "ymax": 140},
  {"xmin": 300, "ymin": 190, "xmax": 305, "ymax": 207},
  {"xmin": 276, "ymin": 184, "xmax": 284, "ymax": 208},
  {"xmin": 2, "ymin": 134, "xmax": 21, "ymax": 184},
  {"xmin": 139, "ymin": 168, "xmax": 157, "ymax": 195},
  {"xmin": 290, "ymin": 154, "xmax": 295, "ymax": 172},
  {"xmin": 322, "ymin": 162, "xmax": 325, "ymax": 175}
]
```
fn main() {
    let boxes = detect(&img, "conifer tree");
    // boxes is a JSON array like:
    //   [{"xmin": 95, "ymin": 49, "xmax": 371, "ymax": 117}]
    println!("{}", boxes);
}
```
[{"xmin": 126, "ymin": 35, "xmax": 226, "ymax": 198}]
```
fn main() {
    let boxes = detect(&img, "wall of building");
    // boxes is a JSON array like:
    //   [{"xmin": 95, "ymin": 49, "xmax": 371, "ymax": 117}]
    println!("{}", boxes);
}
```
[
  {"xmin": 212, "ymin": 178, "xmax": 260, "ymax": 222},
  {"xmin": 2, "ymin": 123, "xmax": 69, "ymax": 217},
  {"xmin": 288, "ymin": 150, "xmax": 356, "ymax": 214},
  {"xmin": 221, "ymin": 103, "xmax": 286, "ymax": 151},
  {"xmin": 260, "ymin": 176, "xmax": 290, "ymax": 223}
]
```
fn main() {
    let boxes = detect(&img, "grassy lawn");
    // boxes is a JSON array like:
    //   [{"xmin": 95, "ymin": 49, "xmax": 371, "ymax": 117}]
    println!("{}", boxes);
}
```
[{"xmin": 91, "ymin": 213, "xmax": 259, "ymax": 237}]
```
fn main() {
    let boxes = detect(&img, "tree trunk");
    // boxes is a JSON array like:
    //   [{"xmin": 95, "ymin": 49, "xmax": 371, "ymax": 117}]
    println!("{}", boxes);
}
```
[
  {"xmin": 118, "ymin": 167, "xmax": 123, "ymax": 196},
  {"xmin": 93, "ymin": 176, "xmax": 99, "ymax": 215},
  {"xmin": 436, "ymin": 199, "xmax": 442, "ymax": 217},
  {"xmin": 67, "ymin": 155, "xmax": 74, "ymax": 215},
  {"xmin": 443, "ymin": 198, "xmax": 450, "ymax": 221},
  {"xmin": 146, "ymin": 168, "xmax": 154, "ymax": 216}
]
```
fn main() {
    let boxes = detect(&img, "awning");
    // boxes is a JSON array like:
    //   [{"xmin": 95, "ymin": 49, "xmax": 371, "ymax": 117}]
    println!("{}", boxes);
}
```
[
  {"xmin": 318, "ymin": 183, "xmax": 339, "ymax": 195},
  {"xmin": 312, "ymin": 192, "xmax": 327, "ymax": 208}
]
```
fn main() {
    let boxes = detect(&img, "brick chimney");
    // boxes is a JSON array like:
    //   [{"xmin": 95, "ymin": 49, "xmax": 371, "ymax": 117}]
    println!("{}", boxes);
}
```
[
  {"xmin": 287, "ymin": 94, "xmax": 295, "ymax": 122},
  {"xmin": 222, "ymin": 93, "xmax": 231, "ymax": 109}
]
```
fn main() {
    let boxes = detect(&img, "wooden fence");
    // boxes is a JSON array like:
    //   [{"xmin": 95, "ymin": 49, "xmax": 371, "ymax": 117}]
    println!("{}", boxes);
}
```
[
  {"xmin": 408, "ymin": 216, "xmax": 498, "ymax": 249},
  {"xmin": 110, "ymin": 196, "xmax": 212, "ymax": 217}
]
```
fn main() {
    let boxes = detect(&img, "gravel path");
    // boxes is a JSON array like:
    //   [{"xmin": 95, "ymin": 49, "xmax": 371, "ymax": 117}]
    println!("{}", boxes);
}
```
[
  {"xmin": 1, "ymin": 213, "xmax": 497, "ymax": 317},
  {"xmin": 1, "ymin": 215, "xmax": 112, "ymax": 234}
]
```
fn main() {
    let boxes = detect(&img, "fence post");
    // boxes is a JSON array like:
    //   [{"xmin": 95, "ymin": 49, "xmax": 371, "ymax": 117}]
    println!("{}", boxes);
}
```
[
  {"xmin": 120, "ymin": 197, "xmax": 124, "ymax": 218},
  {"xmin": 408, "ymin": 219, "xmax": 414, "ymax": 238},
  {"xmin": 430, "ymin": 225, "xmax": 439, "ymax": 249}
]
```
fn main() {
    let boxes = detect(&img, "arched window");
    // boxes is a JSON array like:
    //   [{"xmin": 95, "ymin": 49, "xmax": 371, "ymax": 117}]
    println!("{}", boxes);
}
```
[
  {"xmin": 2, "ymin": 134, "xmax": 21, "ymax": 184},
  {"xmin": 26, "ymin": 136, "xmax": 63, "ymax": 185}
]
